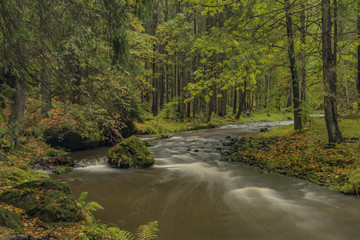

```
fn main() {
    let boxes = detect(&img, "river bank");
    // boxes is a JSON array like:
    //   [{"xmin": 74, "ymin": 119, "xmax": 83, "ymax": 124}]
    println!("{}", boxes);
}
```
[{"xmin": 223, "ymin": 118, "xmax": 360, "ymax": 195}]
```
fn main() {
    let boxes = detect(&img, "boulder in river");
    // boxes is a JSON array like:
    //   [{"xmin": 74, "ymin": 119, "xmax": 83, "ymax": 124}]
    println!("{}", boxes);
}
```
[
  {"xmin": 107, "ymin": 136, "xmax": 155, "ymax": 169},
  {"xmin": 0, "ymin": 179, "xmax": 84, "ymax": 223}
]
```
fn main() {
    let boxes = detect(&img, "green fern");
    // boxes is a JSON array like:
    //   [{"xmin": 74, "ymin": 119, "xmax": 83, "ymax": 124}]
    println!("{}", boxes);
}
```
[
  {"xmin": 76, "ymin": 192, "xmax": 103, "ymax": 224},
  {"xmin": 135, "ymin": 221, "xmax": 159, "ymax": 240},
  {"xmin": 76, "ymin": 193, "xmax": 159, "ymax": 240}
]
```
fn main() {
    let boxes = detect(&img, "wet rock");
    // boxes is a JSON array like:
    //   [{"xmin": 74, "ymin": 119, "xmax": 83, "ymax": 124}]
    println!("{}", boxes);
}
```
[
  {"xmin": 143, "ymin": 141, "xmax": 153, "ymax": 147},
  {"xmin": 222, "ymin": 142, "xmax": 231, "ymax": 146},
  {"xmin": 260, "ymin": 128, "xmax": 268, "ymax": 132},
  {"xmin": 52, "ymin": 166, "xmax": 73, "ymax": 175},
  {"xmin": 108, "ymin": 136, "xmax": 154, "ymax": 169},
  {"xmin": 0, "ymin": 207, "xmax": 23, "ymax": 233},
  {"xmin": 0, "ymin": 179, "xmax": 84, "ymax": 223},
  {"xmin": 35, "ymin": 156, "xmax": 74, "ymax": 170},
  {"xmin": 156, "ymin": 134, "xmax": 171, "ymax": 139}
]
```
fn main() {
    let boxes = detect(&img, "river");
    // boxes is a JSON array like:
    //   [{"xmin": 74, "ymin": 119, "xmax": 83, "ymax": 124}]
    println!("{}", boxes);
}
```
[{"xmin": 63, "ymin": 121, "xmax": 360, "ymax": 240}]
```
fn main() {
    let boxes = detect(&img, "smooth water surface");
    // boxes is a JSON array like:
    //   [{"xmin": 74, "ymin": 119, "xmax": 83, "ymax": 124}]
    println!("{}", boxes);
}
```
[{"xmin": 64, "ymin": 121, "xmax": 360, "ymax": 240}]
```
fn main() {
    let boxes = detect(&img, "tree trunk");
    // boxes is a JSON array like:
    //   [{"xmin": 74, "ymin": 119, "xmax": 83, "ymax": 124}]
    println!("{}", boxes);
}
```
[
  {"xmin": 233, "ymin": 84, "xmax": 237, "ymax": 115},
  {"xmin": 322, "ymin": 0, "xmax": 342, "ymax": 143},
  {"xmin": 10, "ymin": 76, "xmax": 26, "ymax": 149},
  {"xmin": 160, "ymin": 68, "xmax": 164, "ymax": 109},
  {"xmin": 71, "ymin": 58, "xmax": 81, "ymax": 104},
  {"xmin": 357, "ymin": 0, "xmax": 360, "ymax": 111},
  {"xmin": 299, "ymin": 3, "xmax": 307, "ymax": 104},
  {"xmin": 285, "ymin": 0, "xmax": 302, "ymax": 130},
  {"xmin": 152, "ymin": 52, "xmax": 158, "ymax": 116},
  {"xmin": 40, "ymin": 66, "xmax": 51, "ymax": 117},
  {"xmin": 151, "ymin": 3, "xmax": 159, "ymax": 116},
  {"xmin": 235, "ymin": 81, "xmax": 245, "ymax": 119}
]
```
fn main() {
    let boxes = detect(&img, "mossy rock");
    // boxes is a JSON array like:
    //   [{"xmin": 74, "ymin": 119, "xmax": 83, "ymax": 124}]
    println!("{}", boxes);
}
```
[
  {"xmin": 108, "ymin": 136, "xmax": 155, "ymax": 169},
  {"xmin": 0, "ymin": 207, "xmax": 23, "ymax": 233},
  {"xmin": 52, "ymin": 166, "xmax": 73, "ymax": 175},
  {"xmin": 0, "ymin": 167, "xmax": 49, "ymax": 188},
  {"xmin": 43, "ymin": 123, "xmax": 100, "ymax": 151},
  {"xmin": 0, "ymin": 179, "xmax": 83, "ymax": 223}
]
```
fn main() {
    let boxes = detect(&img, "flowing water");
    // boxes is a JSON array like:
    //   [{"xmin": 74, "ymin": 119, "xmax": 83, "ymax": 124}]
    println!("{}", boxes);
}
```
[{"xmin": 63, "ymin": 121, "xmax": 360, "ymax": 240}]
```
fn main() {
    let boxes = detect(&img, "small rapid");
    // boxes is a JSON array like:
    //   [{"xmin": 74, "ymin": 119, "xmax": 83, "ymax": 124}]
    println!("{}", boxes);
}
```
[{"xmin": 62, "ymin": 121, "xmax": 360, "ymax": 240}]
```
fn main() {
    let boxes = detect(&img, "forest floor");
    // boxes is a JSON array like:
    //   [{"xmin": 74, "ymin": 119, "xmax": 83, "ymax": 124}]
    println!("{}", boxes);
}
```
[{"xmin": 224, "ymin": 117, "xmax": 360, "ymax": 195}]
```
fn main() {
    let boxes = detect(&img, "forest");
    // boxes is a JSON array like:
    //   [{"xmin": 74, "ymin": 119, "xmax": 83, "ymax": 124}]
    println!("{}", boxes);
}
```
[{"xmin": 1, "ymin": 0, "xmax": 360, "ymax": 239}]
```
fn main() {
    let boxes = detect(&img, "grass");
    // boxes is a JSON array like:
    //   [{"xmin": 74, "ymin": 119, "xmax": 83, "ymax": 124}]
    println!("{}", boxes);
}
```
[{"xmin": 228, "ymin": 118, "xmax": 360, "ymax": 194}]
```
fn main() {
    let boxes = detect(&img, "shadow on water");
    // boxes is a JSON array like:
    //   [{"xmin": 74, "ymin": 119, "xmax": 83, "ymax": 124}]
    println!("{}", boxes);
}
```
[{"xmin": 62, "ymin": 121, "xmax": 360, "ymax": 240}]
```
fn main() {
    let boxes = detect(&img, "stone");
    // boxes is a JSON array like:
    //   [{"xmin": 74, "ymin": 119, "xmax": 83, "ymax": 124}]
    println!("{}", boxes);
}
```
[
  {"xmin": 260, "ymin": 128, "xmax": 268, "ymax": 132},
  {"xmin": 0, "ymin": 179, "xmax": 84, "ymax": 223},
  {"xmin": 0, "ymin": 207, "xmax": 23, "ymax": 233},
  {"xmin": 108, "ymin": 136, "xmax": 155, "ymax": 169}
]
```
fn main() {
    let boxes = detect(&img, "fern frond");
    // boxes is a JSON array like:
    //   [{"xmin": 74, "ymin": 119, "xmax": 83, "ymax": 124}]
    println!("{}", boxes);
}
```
[{"xmin": 135, "ymin": 221, "xmax": 159, "ymax": 240}]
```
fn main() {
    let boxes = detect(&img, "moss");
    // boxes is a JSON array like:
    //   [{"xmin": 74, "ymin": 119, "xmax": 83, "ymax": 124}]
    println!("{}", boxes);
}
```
[
  {"xmin": 52, "ymin": 166, "xmax": 73, "ymax": 175},
  {"xmin": 43, "ymin": 123, "xmax": 100, "ymax": 151},
  {"xmin": 0, "ymin": 207, "xmax": 23, "ymax": 233},
  {"xmin": 0, "ymin": 168, "xmax": 49, "ymax": 187},
  {"xmin": 0, "ymin": 179, "xmax": 84, "ymax": 223},
  {"xmin": 14, "ymin": 179, "xmax": 72, "ymax": 195},
  {"xmin": 108, "ymin": 136, "xmax": 154, "ymax": 169}
]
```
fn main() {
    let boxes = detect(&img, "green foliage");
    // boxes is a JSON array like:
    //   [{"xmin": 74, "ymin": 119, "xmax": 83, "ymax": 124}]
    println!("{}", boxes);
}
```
[
  {"xmin": 0, "ymin": 167, "xmax": 49, "ymax": 187},
  {"xmin": 76, "ymin": 192, "xmax": 103, "ymax": 225},
  {"xmin": 158, "ymin": 99, "xmax": 180, "ymax": 120},
  {"xmin": 135, "ymin": 221, "xmax": 159, "ymax": 240},
  {"xmin": 341, "ymin": 168, "xmax": 360, "ymax": 195},
  {"xmin": 52, "ymin": 166, "xmax": 73, "ymax": 175},
  {"xmin": 77, "ymin": 192, "xmax": 159, "ymax": 240}
]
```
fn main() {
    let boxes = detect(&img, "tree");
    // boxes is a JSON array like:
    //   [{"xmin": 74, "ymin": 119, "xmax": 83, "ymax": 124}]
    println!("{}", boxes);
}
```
[
  {"xmin": 284, "ymin": 0, "xmax": 302, "ymax": 130},
  {"xmin": 358, "ymin": 0, "xmax": 360, "ymax": 111},
  {"xmin": 321, "ymin": 0, "xmax": 343, "ymax": 143}
]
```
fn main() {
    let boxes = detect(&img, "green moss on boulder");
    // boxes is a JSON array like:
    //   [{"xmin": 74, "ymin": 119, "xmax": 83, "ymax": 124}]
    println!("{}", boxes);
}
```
[
  {"xmin": 0, "ymin": 179, "xmax": 84, "ymax": 223},
  {"xmin": 52, "ymin": 166, "xmax": 73, "ymax": 175},
  {"xmin": 0, "ymin": 207, "xmax": 23, "ymax": 233},
  {"xmin": 108, "ymin": 136, "xmax": 154, "ymax": 169}
]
